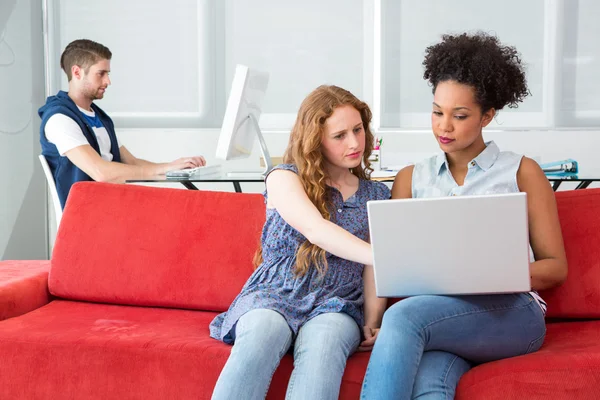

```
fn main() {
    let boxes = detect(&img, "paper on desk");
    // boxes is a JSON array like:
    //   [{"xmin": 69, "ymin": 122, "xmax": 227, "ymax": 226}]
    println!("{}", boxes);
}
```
[
  {"xmin": 369, "ymin": 165, "xmax": 404, "ymax": 177},
  {"xmin": 371, "ymin": 170, "xmax": 399, "ymax": 178}
]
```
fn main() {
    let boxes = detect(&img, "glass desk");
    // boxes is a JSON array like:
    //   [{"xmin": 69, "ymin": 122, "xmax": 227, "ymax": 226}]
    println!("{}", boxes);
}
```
[
  {"xmin": 127, "ymin": 173, "xmax": 600, "ymax": 193},
  {"xmin": 127, "ymin": 175, "xmax": 264, "ymax": 193},
  {"xmin": 546, "ymin": 173, "xmax": 600, "ymax": 191}
]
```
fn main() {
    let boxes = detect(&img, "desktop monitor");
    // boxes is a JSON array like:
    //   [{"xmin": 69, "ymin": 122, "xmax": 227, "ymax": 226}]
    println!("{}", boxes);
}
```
[{"xmin": 216, "ymin": 64, "xmax": 273, "ymax": 177}]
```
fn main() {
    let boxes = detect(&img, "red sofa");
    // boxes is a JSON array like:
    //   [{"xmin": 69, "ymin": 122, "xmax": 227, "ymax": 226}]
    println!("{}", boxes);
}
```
[{"xmin": 1, "ymin": 182, "xmax": 599, "ymax": 399}]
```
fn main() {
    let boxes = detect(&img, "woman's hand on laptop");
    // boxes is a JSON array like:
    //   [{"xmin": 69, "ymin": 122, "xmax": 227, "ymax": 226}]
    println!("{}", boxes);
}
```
[{"xmin": 358, "ymin": 326, "xmax": 380, "ymax": 351}]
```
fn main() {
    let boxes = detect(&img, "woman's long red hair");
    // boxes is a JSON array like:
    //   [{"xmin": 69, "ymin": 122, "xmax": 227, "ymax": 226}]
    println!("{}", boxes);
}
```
[{"xmin": 253, "ymin": 85, "xmax": 374, "ymax": 276}]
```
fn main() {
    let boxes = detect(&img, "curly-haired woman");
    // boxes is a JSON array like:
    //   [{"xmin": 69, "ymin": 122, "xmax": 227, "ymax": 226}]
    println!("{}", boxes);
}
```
[
  {"xmin": 360, "ymin": 32, "xmax": 568, "ymax": 400},
  {"xmin": 210, "ymin": 85, "xmax": 391, "ymax": 400}
]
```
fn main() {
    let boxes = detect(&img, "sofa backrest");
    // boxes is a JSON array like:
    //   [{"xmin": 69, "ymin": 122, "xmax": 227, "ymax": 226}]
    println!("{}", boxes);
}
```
[
  {"xmin": 540, "ymin": 188, "xmax": 600, "ymax": 319},
  {"xmin": 51, "ymin": 183, "xmax": 600, "ymax": 318},
  {"xmin": 49, "ymin": 182, "xmax": 265, "ymax": 312}
]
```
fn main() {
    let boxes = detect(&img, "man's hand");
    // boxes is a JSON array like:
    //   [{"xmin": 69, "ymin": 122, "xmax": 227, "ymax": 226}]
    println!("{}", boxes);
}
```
[
  {"xmin": 165, "ymin": 156, "xmax": 207, "ymax": 172},
  {"xmin": 358, "ymin": 326, "xmax": 380, "ymax": 352}
]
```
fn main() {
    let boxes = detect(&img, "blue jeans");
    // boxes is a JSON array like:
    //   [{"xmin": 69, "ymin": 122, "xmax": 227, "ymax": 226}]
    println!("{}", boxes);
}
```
[
  {"xmin": 211, "ymin": 309, "xmax": 360, "ymax": 400},
  {"xmin": 361, "ymin": 293, "xmax": 546, "ymax": 400}
]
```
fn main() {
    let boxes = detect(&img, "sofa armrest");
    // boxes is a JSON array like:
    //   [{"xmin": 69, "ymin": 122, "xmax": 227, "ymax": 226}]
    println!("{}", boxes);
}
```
[{"xmin": 0, "ymin": 260, "xmax": 51, "ymax": 321}]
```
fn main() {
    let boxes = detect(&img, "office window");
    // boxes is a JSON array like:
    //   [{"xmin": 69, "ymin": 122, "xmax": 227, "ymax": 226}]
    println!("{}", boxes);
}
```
[
  {"xmin": 559, "ymin": 0, "xmax": 600, "ymax": 127},
  {"xmin": 46, "ymin": 0, "xmax": 600, "ymax": 131},
  {"xmin": 379, "ymin": 0, "xmax": 546, "ymax": 129},
  {"xmin": 0, "ymin": 0, "xmax": 47, "ymax": 259},
  {"xmin": 51, "ymin": 0, "xmax": 218, "ymax": 128},
  {"xmin": 222, "ymin": 0, "xmax": 368, "ymax": 129}
]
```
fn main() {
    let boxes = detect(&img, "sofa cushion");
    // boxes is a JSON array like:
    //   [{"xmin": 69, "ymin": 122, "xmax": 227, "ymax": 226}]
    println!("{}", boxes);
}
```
[
  {"xmin": 456, "ymin": 320, "xmax": 600, "ymax": 399},
  {"xmin": 0, "ymin": 299, "xmax": 367, "ymax": 400},
  {"xmin": 50, "ymin": 182, "xmax": 265, "ymax": 312},
  {"xmin": 0, "ymin": 300, "xmax": 239, "ymax": 399},
  {"xmin": 539, "ymin": 188, "xmax": 600, "ymax": 319},
  {"xmin": 0, "ymin": 260, "xmax": 51, "ymax": 321}
]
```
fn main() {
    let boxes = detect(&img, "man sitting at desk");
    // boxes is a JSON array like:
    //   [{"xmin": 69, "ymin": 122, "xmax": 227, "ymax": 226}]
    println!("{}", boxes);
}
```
[{"xmin": 39, "ymin": 39, "xmax": 206, "ymax": 209}]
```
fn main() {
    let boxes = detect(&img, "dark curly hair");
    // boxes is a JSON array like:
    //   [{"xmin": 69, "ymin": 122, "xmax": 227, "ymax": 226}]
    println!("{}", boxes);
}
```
[{"xmin": 423, "ymin": 32, "xmax": 529, "ymax": 112}]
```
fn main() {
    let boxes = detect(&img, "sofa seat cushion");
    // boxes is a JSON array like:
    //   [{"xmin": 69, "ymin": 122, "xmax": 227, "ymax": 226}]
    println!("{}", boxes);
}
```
[
  {"xmin": 0, "ymin": 299, "xmax": 375, "ymax": 399},
  {"xmin": 0, "ymin": 300, "xmax": 299, "ymax": 400},
  {"xmin": 456, "ymin": 321, "xmax": 600, "ymax": 399},
  {"xmin": 0, "ymin": 300, "xmax": 230, "ymax": 400}
]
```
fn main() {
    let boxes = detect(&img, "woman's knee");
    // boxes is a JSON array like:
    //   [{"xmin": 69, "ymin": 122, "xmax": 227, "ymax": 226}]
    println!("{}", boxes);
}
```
[
  {"xmin": 296, "ymin": 313, "xmax": 360, "ymax": 358},
  {"xmin": 381, "ymin": 296, "xmax": 435, "ymax": 328},
  {"xmin": 235, "ymin": 309, "xmax": 292, "ymax": 352}
]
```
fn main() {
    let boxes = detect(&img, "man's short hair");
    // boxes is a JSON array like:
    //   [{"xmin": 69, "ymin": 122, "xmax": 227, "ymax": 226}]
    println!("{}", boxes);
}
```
[{"xmin": 60, "ymin": 39, "xmax": 112, "ymax": 81}]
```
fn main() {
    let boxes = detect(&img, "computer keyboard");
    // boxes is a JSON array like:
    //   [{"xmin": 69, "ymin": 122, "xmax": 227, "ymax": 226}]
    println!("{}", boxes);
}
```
[{"xmin": 166, "ymin": 164, "xmax": 222, "ymax": 178}]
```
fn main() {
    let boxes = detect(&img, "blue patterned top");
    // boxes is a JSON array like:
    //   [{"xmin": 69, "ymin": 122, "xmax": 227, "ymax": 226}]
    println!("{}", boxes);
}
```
[
  {"xmin": 412, "ymin": 141, "xmax": 547, "ymax": 313},
  {"xmin": 210, "ymin": 164, "xmax": 391, "ymax": 344}
]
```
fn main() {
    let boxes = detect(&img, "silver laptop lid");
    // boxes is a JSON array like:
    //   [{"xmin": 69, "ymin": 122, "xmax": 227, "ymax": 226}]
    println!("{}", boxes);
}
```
[{"xmin": 367, "ymin": 193, "xmax": 531, "ymax": 297}]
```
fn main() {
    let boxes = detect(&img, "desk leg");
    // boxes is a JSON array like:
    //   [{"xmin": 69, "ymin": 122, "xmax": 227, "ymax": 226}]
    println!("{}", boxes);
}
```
[
  {"xmin": 233, "ymin": 182, "xmax": 242, "ymax": 193},
  {"xmin": 181, "ymin": 182, "xmax": 199, "ymax": 190},
  {"xmin": 575, "ymin": 180, "xmax": 592, "ymax": 190},
  {"xmin": 552, "ymin": 181, "xmax": 561, "ymax": 191}
]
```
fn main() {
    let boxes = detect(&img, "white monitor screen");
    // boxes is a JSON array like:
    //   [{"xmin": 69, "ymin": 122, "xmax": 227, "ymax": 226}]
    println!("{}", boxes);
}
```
[{"xmin": 216, "ymin": 65, "xmax": 269, "ymax": 161}]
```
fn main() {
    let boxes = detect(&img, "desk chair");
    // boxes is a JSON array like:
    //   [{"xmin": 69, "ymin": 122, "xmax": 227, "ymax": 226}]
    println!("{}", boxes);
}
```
[{"xmin": 38, "ymin": 155, "xmax": 62, "ymax": 226}]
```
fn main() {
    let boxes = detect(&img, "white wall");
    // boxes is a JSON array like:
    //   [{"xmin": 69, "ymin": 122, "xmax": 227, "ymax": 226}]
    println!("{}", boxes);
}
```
[
  {"xmin": 0, "ymin": 0, "xmax": 47, "ymax": 260},
  {"xmin": 48, "ymin": 0, "xmax": 600, "ymax": 130}
]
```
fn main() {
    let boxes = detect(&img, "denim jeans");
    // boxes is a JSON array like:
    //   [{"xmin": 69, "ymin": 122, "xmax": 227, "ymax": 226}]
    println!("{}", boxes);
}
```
[
  {"xmin": 361, "ymin": 293, "xmax": 546, "ymax": 400},
  {"xmin": 211, "ymin": 308, "xmax": 360, "ymax": 400}
]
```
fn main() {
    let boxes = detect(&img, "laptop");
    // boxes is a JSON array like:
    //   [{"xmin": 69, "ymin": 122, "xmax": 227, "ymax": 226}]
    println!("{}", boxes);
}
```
[{"xmin": 367, "ymin": 193, "xmax": 531, "ymax": 297}]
